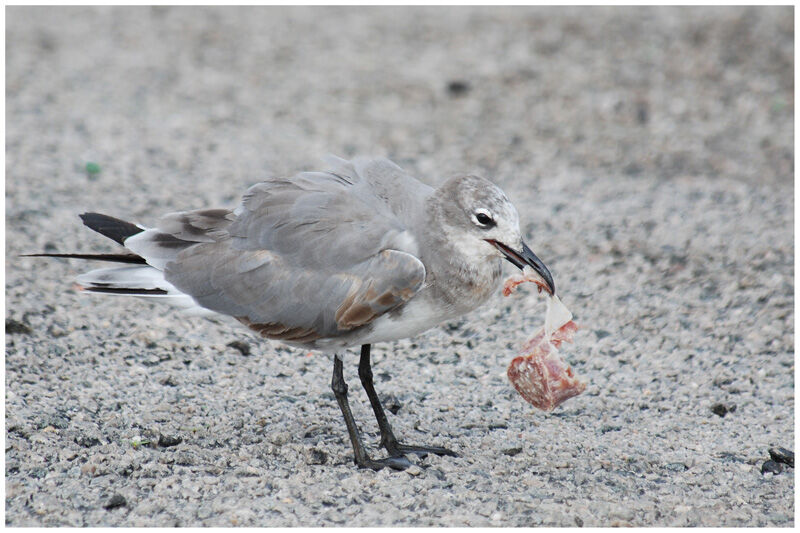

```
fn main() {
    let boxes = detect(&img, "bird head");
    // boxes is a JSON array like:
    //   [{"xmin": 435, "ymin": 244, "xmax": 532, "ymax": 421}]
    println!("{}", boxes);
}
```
[{"xmin": 435, "ymin": 174, "xmax": 555, "ymax": 295}]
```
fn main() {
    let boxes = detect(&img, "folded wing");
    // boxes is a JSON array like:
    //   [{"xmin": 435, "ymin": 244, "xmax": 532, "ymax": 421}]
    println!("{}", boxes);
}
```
[{"xmin": 157, "ymin": 158, "xmax": 427, "ymax": 342}]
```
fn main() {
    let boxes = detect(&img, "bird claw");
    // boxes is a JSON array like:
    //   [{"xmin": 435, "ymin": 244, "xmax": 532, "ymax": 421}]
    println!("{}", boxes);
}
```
[
  {"xmin": 357, "ymin": 454, "xmax": 414, "ymax": 471},
  {"xmin": 386, "ymin": 441, "xmax": 459, "ymax": 459}
]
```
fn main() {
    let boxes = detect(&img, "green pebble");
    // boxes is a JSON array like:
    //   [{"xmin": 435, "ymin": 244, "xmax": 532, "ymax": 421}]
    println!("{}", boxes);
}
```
[{"xmin": 85, "ymin": 162, "xmax": 101, "ymax": 174}]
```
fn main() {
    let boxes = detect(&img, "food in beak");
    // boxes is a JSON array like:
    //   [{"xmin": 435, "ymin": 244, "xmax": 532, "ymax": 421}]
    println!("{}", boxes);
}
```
[
  {"xmin": 503, "ymin": 266, "xmax": 586, "ymax": 411},
  {"xmin": 488, "ymin": 240, "xmax": 555, "ymax": 295}
]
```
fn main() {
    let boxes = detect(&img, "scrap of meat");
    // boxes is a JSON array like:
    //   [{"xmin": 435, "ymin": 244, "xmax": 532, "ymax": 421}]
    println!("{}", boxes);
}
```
[
  {"xmin": 507, "ymin": 321, "xmax": 585, "ymax": 411},
  {"xmin": 503, "ymin": 266, "xmax": 586, "ymax": 411},
  {"xmin": 503, "ymin": 271, "xmax": 548, "ymax": 297}
]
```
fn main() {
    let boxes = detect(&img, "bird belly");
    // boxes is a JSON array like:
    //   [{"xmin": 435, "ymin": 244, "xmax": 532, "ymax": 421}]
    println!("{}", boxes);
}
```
[
  {"xmin": 309, "ymin": 295, "xmax": 461, "ymax": 350},
  {"xmin": 360, "ymin": 298, "xmax": 454, "ymax": 344}
]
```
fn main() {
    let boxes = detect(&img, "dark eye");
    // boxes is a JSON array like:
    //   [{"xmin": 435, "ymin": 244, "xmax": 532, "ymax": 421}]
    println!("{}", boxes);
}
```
[{"xmin": 474, "ymin": 211, "xmax": 495, "ymax": 227}]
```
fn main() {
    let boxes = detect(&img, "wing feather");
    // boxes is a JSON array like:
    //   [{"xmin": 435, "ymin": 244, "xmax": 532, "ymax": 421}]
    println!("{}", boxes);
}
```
[{"xmin": 161, "ymin": 158, "xmax": 430, "ymax": 342}]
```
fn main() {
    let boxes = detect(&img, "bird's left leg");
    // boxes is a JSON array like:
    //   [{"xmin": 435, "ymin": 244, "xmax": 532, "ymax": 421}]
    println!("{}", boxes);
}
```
[
  {"xmin": 331, "ymin": 354, "xmax": 411, "ymax": 471},
  {"xmin": 358, "ymin": 344, "xmax": 458, "ymax": 459}
]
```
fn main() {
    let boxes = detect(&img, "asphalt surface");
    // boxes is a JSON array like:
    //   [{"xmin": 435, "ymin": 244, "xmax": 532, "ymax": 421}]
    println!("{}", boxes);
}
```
[{"xmin": 5, "ymin": 6, "xmax": 794, "ymax": 526}]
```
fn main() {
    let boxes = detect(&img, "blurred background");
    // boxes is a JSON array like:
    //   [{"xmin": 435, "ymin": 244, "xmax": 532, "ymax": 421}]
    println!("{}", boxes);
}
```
[
  {"xmin": 7, "ymin": 6, "xmax": 792, "ymax": 213},
  {"xmin": 6, "ymin": 6, "xmax": 794, "ymax": 527}
]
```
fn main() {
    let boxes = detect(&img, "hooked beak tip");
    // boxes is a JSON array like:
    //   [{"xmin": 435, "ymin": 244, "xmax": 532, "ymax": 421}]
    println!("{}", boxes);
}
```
[{"xmin": 488, "ymin": 239, "xmax": 556, "ymax": 295}]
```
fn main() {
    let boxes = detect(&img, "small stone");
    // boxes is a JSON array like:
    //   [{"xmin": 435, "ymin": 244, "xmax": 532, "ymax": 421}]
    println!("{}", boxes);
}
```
[
  {"xmin": 406, "ymin": 465, "xmax": 422, "ymax": 476},
  {"xmin": 382, "ymin": 394, "xmax": 402, "ymax": 415},
  {"xmin": 160, "ymin": 375, "xmax": 178, "ymax": 387},
  {"xmin": 636, "ymin": 100, "xmax": 649, "ymax": 124},
  {"xmin": 158, "ymin": 434, "xmax": 182, "ymax": 448},
  {"xmin": 227, "ymin": 340, "xmax": 251, "ymax": 356},
  {"xmin": 761, "ymin": 460, "xmax": 784, "ymax": 475},
  {"xmin": 6, "ymin": 318, "xmax": 32, "ymax": 335},
  {"xmin": 48, "ymin": 324, "xmax": 69, "ymax": 337},
  {"xmin": 664, "ymin": 462, "xmax": 688, "ymax": 472},
  {"xmin": 768, "ymin": 447, "xmax": 794, "ymax": 468},
  {"xmin": 174, "ymin": 451, "xmax": 196, "ymax": 466},
  {"xmin": 39, "ymin": 414, "xmax": 70, "ymax": 430},
  {"xmin": 75, "ymin": 434, "xmax": 102, "ymax": 448},
  {"xmin": 103, "ymin": 493, "xmax": 126, "ymax": 510},
  {"xmin": 502, "ymin": 447, "xmax": 523, "ymax": 456},
  {"xmin": 446, "ymin": 80, "xmax": 470, "ymax": 96},
  {"xmin": 8, "ymin": 425, "xmax": 30, "ymax": 440},
  {"xmin": 29, "ymin": 467, "xmax": 48, "ymax": 479},
  {"xmin": 594, "ymin": 329, "xmax": 611, "ymax": 340},
  {"xmin": 307, "ymin": 448, "xmax": 328, "ymax": 465},
  {"xmin": 575, "ymin": 516, "xmax": 584, "ymax": 527},
  {"xmin": 711, "ymin": 403, "xmax": 736, "ymax": 417},
  {"xmin": 235, "ymin": 466, "xmax": 260, "ymax": 477}
]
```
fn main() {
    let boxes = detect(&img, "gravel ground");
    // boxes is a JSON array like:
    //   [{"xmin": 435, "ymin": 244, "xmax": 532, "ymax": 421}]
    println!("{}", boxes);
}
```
[{"xmin": 5, "ymin": 6, "xmax": 794, "ymax": 527}]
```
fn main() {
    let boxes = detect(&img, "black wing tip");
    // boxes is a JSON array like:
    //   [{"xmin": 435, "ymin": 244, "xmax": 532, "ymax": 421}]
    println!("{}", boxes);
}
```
[
  {"xmin": 81, "ymin": 286, "xmax": 168, "ymax": 295},
  {"xmin": 79, "ymin": 212, "xmax": 144, "ymax": 246},
  {"xmin": 22, "ymin": 252, "xmax": 147, "ymax": 264}
]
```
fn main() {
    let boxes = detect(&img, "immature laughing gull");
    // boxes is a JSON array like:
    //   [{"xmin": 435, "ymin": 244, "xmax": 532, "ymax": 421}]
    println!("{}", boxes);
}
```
[{"xmin": 31, "ymin": 156, "xmax": 555, "ymax": 470}]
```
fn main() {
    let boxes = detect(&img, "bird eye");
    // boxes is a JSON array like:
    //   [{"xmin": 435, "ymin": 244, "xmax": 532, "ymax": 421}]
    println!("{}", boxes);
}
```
[{"xmin": 473, "ymin": 210, "xmax": 495, "ymax": 227}]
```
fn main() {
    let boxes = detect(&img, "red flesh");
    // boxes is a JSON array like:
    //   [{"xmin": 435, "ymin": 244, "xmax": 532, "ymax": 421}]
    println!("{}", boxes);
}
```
[
  {"xmin": 503, "ymin": 272, "xmax": 586, "ymax": 411},
  {"xmin": 502, "ymin": 275, "xmax": 546, "ymax": 297},
  {"xmin": 507, "ymin": 320, "xmax": 585, "ymax": 411}
]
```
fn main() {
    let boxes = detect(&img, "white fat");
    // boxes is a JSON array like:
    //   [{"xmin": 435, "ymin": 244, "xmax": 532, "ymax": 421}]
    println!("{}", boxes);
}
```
[{"xmin": 544, "ymin": 294, "xmax": 573, "ymax": 338}]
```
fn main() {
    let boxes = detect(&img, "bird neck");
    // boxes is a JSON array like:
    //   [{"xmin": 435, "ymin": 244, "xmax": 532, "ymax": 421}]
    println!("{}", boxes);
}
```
[{"xmin": 417, "ymin": 196, "xmax": 503, "ymax": 312}]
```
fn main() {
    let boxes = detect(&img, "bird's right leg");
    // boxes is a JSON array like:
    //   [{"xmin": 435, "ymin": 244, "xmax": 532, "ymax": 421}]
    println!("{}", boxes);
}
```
[
  {"xmin": 357, "ymin": 344, "xmax": 458, "ymax": 459},
  {"xmin": 330, "ymin": 354, "xmax": 411, "ymax": 471}
]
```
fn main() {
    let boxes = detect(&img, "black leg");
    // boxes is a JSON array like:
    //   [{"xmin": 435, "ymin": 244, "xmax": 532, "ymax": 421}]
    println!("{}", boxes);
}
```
[
  {"xmin": 358, "ymin": 344, "xmax": 458, "ymax": 459},
  {"xmin": 330, "ymin": 354, "xmax": 411, "ymax": 471}
]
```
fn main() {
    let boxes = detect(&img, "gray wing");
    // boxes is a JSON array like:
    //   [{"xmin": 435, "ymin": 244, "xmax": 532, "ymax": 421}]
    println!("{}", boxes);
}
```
[{"xmin": 160, "ymin": 157, "xmax": 428, "ymax": 342}]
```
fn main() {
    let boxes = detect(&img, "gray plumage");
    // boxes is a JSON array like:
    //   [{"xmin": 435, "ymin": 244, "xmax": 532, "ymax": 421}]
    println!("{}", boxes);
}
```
[{"xmin": 73, "ymin": 156, "xmax": 552, "ymax": 350}]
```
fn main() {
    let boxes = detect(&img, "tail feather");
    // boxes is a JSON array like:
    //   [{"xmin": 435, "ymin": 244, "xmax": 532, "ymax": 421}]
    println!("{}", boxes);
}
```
[
  {"xmin": 82, "ymin": 286, "xmax": 168, "ymax": 295},
  {"xmin": 76, "ymin": 265, "xmax": 176, "ymax": 292},
  {"xmin": 28, "ymin": 212, "xmax": 217, "ymax": 317},
  {"xmin": 75, "ymin": 265, "xmax": 214, "ymax": 315},
  {"xmin": 22, "ymin": 252, "xmax": 146, "ymax": 264},
  {"xmin": 80, "ymin": 212, "xmax": 144, "ymax": 245}
]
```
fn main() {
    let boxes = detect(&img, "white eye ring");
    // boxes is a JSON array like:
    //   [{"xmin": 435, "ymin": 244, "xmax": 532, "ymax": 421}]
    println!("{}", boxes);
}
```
[{"xmin": 472, "ymin": 208, "xmax": 494, "ymax": 227}]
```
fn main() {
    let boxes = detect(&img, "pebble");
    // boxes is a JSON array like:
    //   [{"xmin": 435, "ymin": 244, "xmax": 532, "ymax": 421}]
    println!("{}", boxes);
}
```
[
  {"xmin": 760, "ymin": 460, "xmax": 784, "ymax": 475},
  {"xmin": 307, "ymin": 448, "xmax": 328, "ymax": 465},
  {"xmin": 104, "ymin": 493, "xmax": 127, "ymax": 510},
  {"xmin": 768, "ymin": 447, "xmax": 793, "ymax": 468},
  {"xmin": 158, "ymin": 434, "xmax": 183, "ymax": 448},
  {"xmin": 75, "ymin": 434, "xmax": 102, "ymax": 448},
  {"xmin": 446, "ymin": 80, "xmax": 470, "ymax": 96},
  {"xmin": 406, "ymin": 465, "xmax": 422, "ymax": 476},
  {"xmin": 710, "ymin": 403, "xmax": 736, "ymax": 417},
  {"xmin": 39, "ymin": 414, "xmax": 69, "ymax": 430},
  {"xmin": 227, "ymin": 341, "xmax": 251, "ymax": 356},
  {"xmin": 6, "ymin": 318, "xmax": 32, "ymax": 335}
]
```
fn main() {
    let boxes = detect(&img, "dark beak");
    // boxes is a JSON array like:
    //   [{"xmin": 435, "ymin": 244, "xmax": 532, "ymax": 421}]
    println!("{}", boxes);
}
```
[{"xmin": 488, "ymin": 240, "xmax": 556, "ymax": 295}]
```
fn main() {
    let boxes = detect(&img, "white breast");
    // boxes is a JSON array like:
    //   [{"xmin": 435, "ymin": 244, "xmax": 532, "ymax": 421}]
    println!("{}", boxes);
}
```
[
  {"xmin": 362, "ymin": 296, "xmax": 459, "ymax": 344},
  {"xmin": 311, "ymin": 293, "xmax": 460, "ymax": 351}
]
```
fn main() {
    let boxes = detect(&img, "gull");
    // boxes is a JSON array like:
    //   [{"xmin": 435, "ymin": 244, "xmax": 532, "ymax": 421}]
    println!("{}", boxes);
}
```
[{"xmin": 30, "ymin": 156, "xmax": 555, "ymax": 470}]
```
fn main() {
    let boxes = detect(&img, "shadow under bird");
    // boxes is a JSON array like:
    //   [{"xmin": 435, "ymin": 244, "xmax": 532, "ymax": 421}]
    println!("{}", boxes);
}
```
[{"xmin": 29, "ymin": 156, "xmax": 555, "ymax": 470}]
